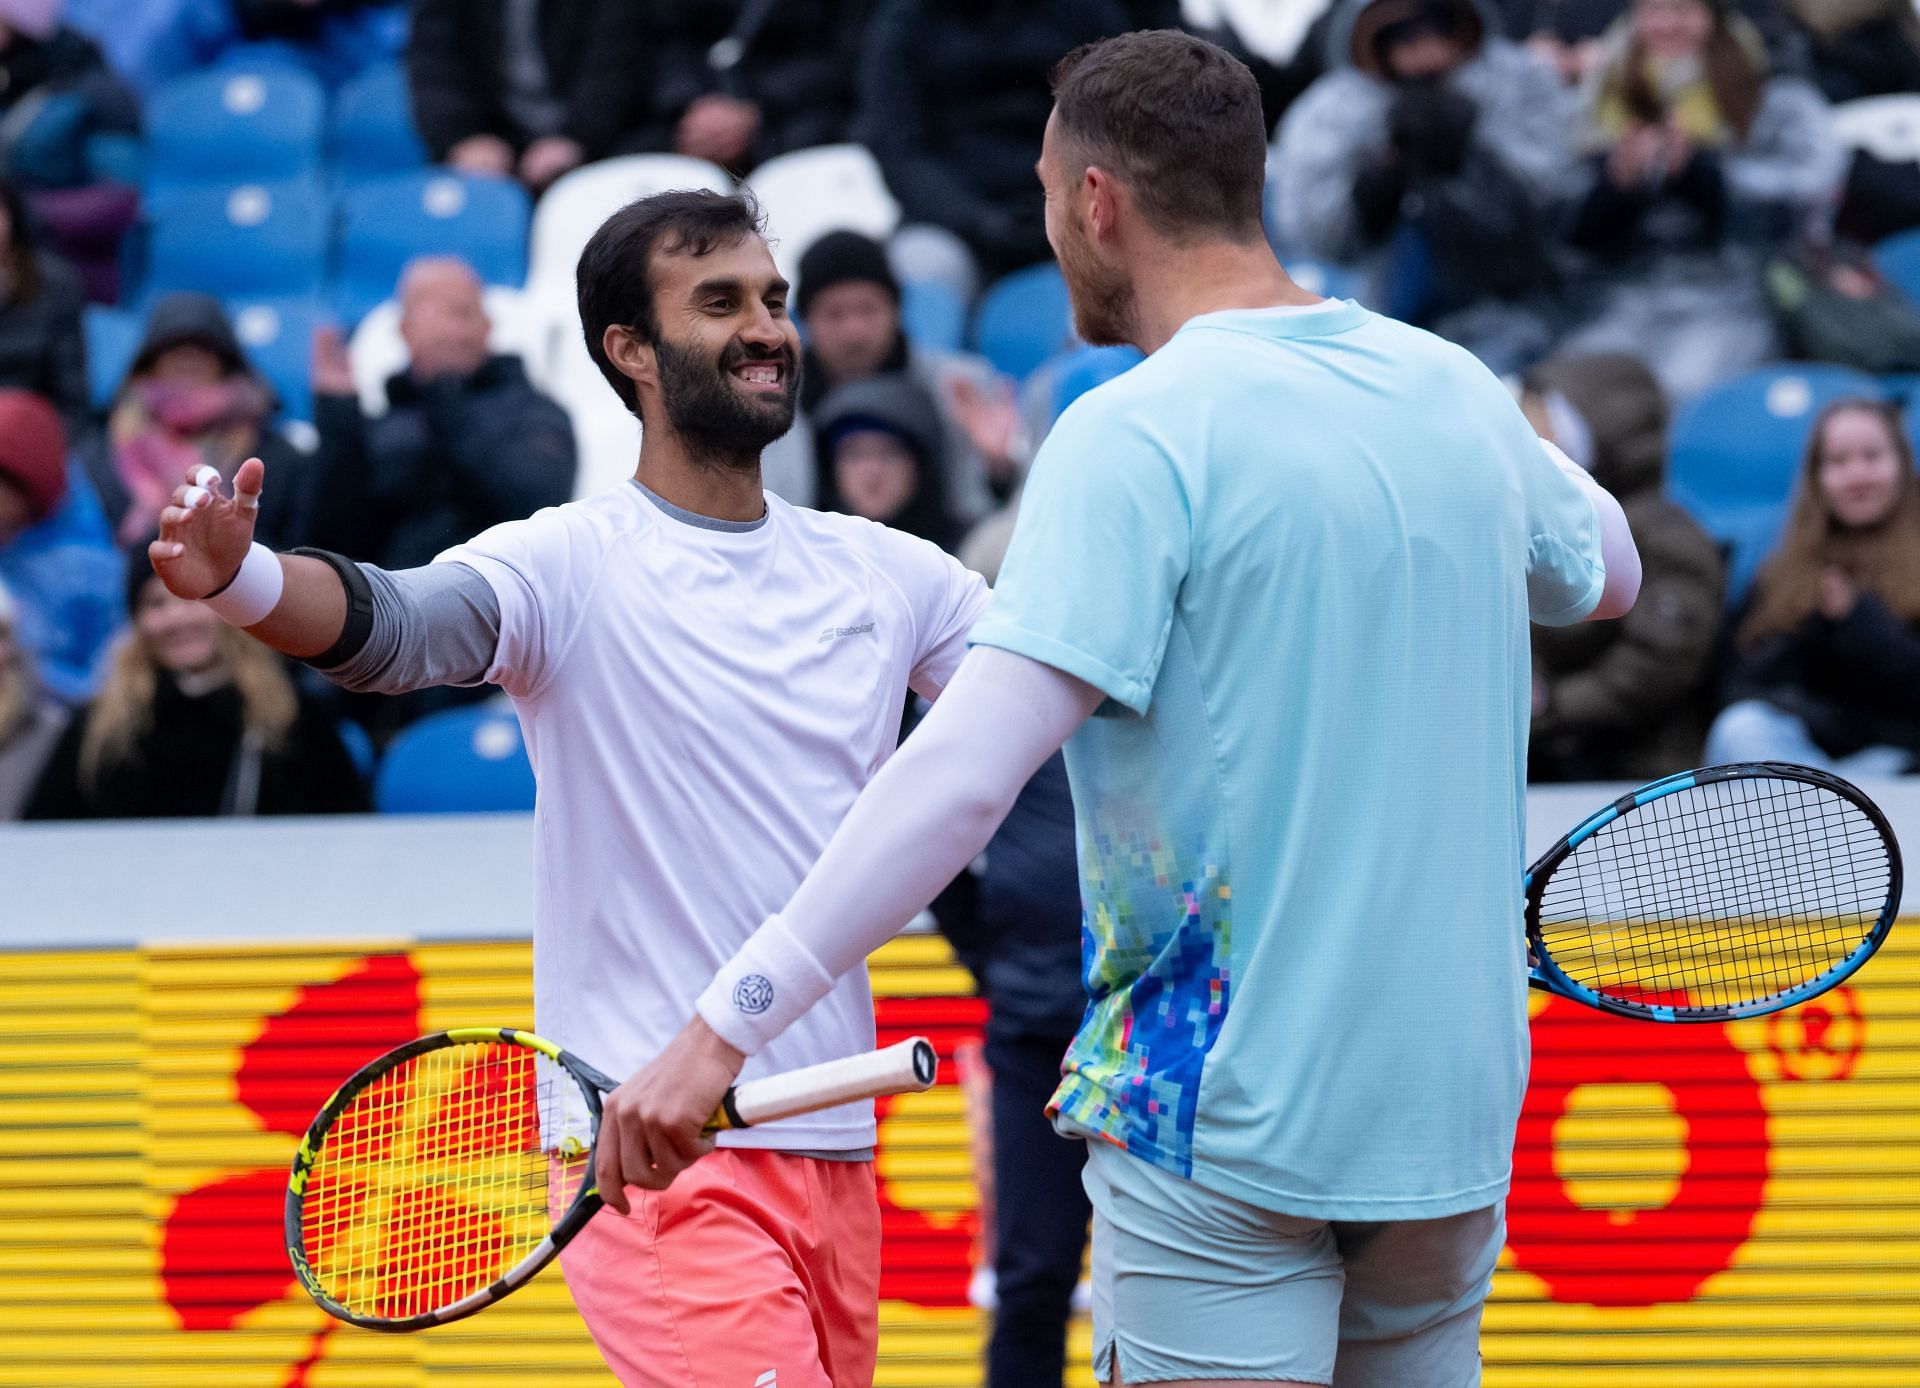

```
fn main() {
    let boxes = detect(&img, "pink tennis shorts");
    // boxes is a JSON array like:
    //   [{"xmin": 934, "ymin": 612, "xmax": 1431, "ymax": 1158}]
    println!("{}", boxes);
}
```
[{"xmin": 559, "ymin": 1148, "xmax": 881, "ymax": 1388}]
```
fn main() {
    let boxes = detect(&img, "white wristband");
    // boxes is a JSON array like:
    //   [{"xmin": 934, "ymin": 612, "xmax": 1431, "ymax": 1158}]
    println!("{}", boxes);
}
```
[
  {"xmin": 201, "ymin": 543, "xmax": 284, "ymax": 628},
  {"xmin": 696, "ymin": 914, "xmax": 837, "ymax": 1056}
]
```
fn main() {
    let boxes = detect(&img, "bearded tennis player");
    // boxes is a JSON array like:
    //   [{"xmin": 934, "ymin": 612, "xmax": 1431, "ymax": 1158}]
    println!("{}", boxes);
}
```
[
  {"xmin": 148, "ymin": 190, "xmax": 987, "ymax": 1388},
  {"xmin": 621, "ymin": 31, "xmax": 1643, "ymax": 1388}
]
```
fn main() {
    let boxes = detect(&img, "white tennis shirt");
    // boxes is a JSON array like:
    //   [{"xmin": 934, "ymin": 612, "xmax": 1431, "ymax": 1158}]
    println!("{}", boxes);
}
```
[{"xmin": 438, "ymin": 481, "xmax": 989, "ymax": 1150}]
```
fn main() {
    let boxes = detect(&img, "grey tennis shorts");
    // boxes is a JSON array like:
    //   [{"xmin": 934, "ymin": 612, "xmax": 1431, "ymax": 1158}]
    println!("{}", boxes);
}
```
[{"xmin": 1082, "ymin": 1140, "xmax": 1504, "ymax": 1386}]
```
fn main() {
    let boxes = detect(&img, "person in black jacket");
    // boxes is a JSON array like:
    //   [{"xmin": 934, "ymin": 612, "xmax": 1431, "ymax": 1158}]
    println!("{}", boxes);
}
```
[
  {"xmin": 644, "ymin": 0, "xmax": 867, "ymax": 175},
  {"xmin": 78, "ymin": 292, "xmax": 307, "ymax": 552},
  {"xmin": 23, "ymin": 564, "xmax": 368, "ymax": 820},
  {"xmin": 0, "ymin": 177, "xmax": 87, "ymax": 434},
  {"xmin": 855, "ymin": 0, "xmax": 1131, "ymax": 297},
  {"xmin": 303, "ymin": 255, "xmax": 575, "ymax": 738},
  {"xmin": 407, "ymin": 0, "xmax": 653, "ymax": 191},
  {"xmin": 1707, "ymin": 397, "xmax": 1920, "ymax": 774}
]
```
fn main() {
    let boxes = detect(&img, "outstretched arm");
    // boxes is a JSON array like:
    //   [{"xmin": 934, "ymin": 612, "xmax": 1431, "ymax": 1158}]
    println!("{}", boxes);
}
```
[{"xmin": 592, "ymin": 647, "xmax": 1103, "ymax": 1207}]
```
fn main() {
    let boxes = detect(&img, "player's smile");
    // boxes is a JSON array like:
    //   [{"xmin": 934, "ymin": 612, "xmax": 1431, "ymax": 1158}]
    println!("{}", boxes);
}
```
[{"xmin": 730, "ymin": 358, "xmax": 786, "ymax": 393}]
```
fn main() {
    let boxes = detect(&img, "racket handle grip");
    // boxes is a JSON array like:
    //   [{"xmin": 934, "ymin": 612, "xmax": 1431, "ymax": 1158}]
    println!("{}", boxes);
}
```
[{"xmin": 712, "ymin": 1037, "xmax": 939, "ymax": 1130}]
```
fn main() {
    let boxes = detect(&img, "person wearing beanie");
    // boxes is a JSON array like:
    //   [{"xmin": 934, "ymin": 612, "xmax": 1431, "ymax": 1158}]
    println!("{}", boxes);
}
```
[
  {"xmin": 0, "ymin": 572, "xmax": 65, "ymax": 817},
  {"xmin": 1520, "ymin": 352, "xmax": 1724, "ymax": 779},
  {"xmin": 1273, "ymin": 0, "xmax": 1576, "ymax": 374},
  {"xmin": 0, "ymin": 387, "xmax": 122, "ymax": 704},
  {"xmin": 77, "ymin": 292, "xmax": 307, "ymax": 551},
  {"xmin": 797, "ymin": 229, "xmax": 1028, "ymax": 526},
  {"xmin": 812, "ymin": 373, "xmax": 960, "ymax": 552}
]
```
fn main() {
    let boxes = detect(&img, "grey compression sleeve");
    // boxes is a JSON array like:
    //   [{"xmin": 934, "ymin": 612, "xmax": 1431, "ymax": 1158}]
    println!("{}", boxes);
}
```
[{"xmin": 315, "ymin": 562, "xmax": 502, "ymax": 695}]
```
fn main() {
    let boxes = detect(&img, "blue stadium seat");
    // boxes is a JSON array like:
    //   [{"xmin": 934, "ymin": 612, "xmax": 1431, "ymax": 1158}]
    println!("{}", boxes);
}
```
[
  {"xmin": 142, "ymin": 179, "xmax": 330, "ymax": 302},
  {"xmin": 1876, "ymin": 227, "xmax": 1920, "ymax": 307},
  {"xmin": 145, "ymin": 63, "xmax": 326, "ymax": 193},
  {"xmin": 226, "ymin": 296, "xmax": 321, "ymax": 421},
  {"xmin": 972, "ymin": 263, "xmax": 1075, "ymax": 382},
  {"xmin": 1668, "ymin": 364, "xmax": 1886, "ymax": 604},
  {"xmin": 330, "ymin": 62, "xmax": 426, "ymax": 184},
  {"xmin": 374, "ymin": 704, "xmax": 536, "ymax": 814},
  {"xmin": 900, "ymin": 279, "xmax": 966, "ymax": 354},
  {"xmin": 334, "ymin": 172, "xmax": 530, "ymax": 324},
  {"xmin": 1046, "ymin": 344, "xmax": 1144, "ymax": 422},
  {"xmin": 83, "ymin": 304, "xmax": 143, "ymax": 410},
  {"xmin": 335, "ymin": 718, "xmax": 376, "ymax": 779}
]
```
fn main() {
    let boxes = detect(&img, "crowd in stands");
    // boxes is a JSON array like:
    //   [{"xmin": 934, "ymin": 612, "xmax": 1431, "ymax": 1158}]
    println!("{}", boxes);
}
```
[{"xmin": 0, "ymin": 0, "xmax": 1913, "ymax": 826}]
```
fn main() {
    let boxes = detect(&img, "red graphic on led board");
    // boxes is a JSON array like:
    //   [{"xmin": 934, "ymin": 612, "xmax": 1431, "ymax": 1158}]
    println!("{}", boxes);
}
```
[{"xmin": 1508, "ymin": 992, "xmax": 1771, "ymax": 1306}]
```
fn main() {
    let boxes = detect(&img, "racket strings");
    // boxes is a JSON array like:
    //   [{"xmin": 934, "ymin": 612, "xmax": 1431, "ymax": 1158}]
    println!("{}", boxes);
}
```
[
  {"xmin": 1537, "ymin": 777, "xmax": 1891, "ymax": 1012},
  {"xmin": 299, "ymin": 1041, "xmax": 589, "ymax": 1321}
]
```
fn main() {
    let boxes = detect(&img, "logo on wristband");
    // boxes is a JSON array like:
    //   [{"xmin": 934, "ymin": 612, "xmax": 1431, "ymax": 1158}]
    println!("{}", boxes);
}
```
[{"xmin": 733, "ymin": 974, "xmax": 775, "ymax": 1015}]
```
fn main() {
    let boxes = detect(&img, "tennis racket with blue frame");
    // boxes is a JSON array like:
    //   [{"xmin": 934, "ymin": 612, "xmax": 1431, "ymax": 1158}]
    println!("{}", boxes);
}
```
[{"xmin": 1525, "ymin": 761, "xmax": 1901, "ymax": 1022}]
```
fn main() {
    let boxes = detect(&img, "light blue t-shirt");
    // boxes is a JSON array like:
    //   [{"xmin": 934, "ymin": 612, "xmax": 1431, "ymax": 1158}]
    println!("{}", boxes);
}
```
[{"xmin": 971, "ymin": 301, "xmax": 1605, "ymax": 1221}]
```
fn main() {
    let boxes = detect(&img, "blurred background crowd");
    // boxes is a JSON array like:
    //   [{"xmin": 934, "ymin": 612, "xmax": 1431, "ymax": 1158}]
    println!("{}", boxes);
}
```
[{"xmin": 0, "ymin": 0, "xmax": 1916, "ymax": 1381}]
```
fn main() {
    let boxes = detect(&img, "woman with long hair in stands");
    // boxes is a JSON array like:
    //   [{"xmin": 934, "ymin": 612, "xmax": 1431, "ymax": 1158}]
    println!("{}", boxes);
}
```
[
  {"xmin": 0, "ymin": 575, "xmax": 66, "ymax": 818},
  {"xmin": 22, "ymin": 566, "xmax": 367, "ymax": 819},
  {"xmin": 1705, "ymin": 397, "xmax": 1920, "ymax": 773}
]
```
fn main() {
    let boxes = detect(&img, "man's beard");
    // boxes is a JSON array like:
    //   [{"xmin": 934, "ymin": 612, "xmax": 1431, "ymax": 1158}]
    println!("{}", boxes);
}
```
[
  {"xmin": 654, "ymin": 334, "xmax": 801, "ymax": 471},
  {"xmin": 1057, "ymin": 221, "xmax": 1138, "ymax": 349}
]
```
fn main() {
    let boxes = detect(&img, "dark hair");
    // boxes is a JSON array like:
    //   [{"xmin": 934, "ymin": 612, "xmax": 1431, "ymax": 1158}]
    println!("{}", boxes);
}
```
[
  {"xmin": 575, "ymin": 189, "xmax": 767, "ymax": 421},
  {"xmin": 1049, "ymin": 30, "xmax": 1268, "ymax": 243},
  {"xmin": 0, "ymin": 179, "xmax": 44, "ymax": 303},
  {"xmin": 1620, "ymin": 0, "xmax": 1762, "ymax": 138}
]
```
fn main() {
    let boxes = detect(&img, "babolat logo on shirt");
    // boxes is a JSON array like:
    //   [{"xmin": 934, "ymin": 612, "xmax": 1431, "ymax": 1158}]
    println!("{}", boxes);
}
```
[
  {"xmin": 818, "ymin": 622, "xmax": 875, "ymax": 644},
  {"xmin": 733, "ymin": 975, "xmax": 775, "ymax": 1014}
]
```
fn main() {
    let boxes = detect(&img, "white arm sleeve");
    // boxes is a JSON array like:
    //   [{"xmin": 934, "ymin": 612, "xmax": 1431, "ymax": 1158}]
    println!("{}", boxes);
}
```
[
  {"xmin": 1544, "ymin": 439, "xmax": 1642, "ymax": 622},
  {"xmin": 696, "ymin": 646, "xmax": 1103, "ymax": 1054}
]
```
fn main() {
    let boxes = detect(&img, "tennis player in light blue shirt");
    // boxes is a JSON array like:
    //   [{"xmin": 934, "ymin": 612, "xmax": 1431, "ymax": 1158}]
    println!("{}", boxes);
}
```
[{"xmin": 633, "ymin": 29, "xmax": 1642, "ymax": 1388}]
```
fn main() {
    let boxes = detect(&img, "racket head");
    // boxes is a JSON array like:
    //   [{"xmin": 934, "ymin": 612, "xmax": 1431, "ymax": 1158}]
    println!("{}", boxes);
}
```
[
  {"xmin": 285, "ymin": 1027, "xmax": 609, "ymax": 1331},
  {"xmin": 1524, "ymin": 762, "xmax": 1902, "ymax": 1021}
]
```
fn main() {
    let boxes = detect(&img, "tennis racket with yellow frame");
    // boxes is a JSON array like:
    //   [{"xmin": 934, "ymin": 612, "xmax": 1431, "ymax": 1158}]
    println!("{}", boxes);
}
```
[{"xmin": 285, "ymin": 1027, "xmax": 937, "ymax": 1331}]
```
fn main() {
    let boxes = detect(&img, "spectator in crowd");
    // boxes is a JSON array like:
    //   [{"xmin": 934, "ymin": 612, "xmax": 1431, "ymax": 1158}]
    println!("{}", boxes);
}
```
[
  {"xmin": 80, "ymin": 292, "xmax": 305, "ymax": 551},
  {"xmin": 1521, "ymin": 352, "xmax": 1724, "ymax": 780},
  {"xmin": 1555, "ymin": 0, "xmax": 1842, "ymax": 402},
  {"xmin": 1706, "ymin": 398, "xmax": 1920, "ymax": 774},
  {"xmin": 0, "ymin": 387, "xmax": 120, "ymax": 705},
  {"xmin": 812, "ymin": 375, "xmax": 960, "ymax": 552},
  {"xmin": 645, "ymin": 1, "xmax": 866, "ymax": 174},
  {"xmin": 408, "ymin": 0, "xmax": 652, "ymax": 192},
  {"xmin": 24, "ymin": 563, "xmax": 368, "ymax": 819},
  {"xmin": 302, "ymin": 256, "xmax": 575, "ymax": 739},
  {"xmin": 1272, "ymin": 0, "xmax": 1575, "ymax": 374},
  {"xmin": 0, "ymin": 177, "xmax": 86, "ymax": 432},
  {"xmin": 1497, "ymin": 0, "xmax": 1806, "ymax": 86},
  {"xmin": 855, "ymin": 0, "xmax": 1131, "ymax": 301},
  {"xmin": 0, "ymin": 0, "xmax": 141, "ymax": 301},
  {"xmin": 797, "ymin": 231, "xmax": 1025, "ymax": 524},
  {"xmin": 0, "ymin": 576, "xmax": 66, "ymax": 818}
]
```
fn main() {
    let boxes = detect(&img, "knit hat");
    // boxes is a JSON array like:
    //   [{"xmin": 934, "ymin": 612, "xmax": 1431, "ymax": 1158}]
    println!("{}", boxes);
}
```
[
  {"xmin": 0, "ymin": 0, "xmax": 61, "ymax": 41},
  {"xmin": 128, "ymin": 293, "xmax": 251, "ymax": 381},
  {"xmin": 0, "ymin": 389, "xmax": 68, "ymax": 524},
  {"xmin": 797, "ymin": 231, "xmax": 900, "ymax": 320}
]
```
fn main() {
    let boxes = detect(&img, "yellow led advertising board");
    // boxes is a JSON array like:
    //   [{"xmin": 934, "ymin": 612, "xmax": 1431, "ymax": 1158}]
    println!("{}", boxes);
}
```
[{"xmin": 1, "ymin": 926, "xmax": 1916, "ymax": 1387}]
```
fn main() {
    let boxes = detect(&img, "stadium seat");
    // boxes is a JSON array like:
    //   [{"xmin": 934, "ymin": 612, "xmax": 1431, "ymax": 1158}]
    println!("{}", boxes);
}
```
[
  {"xmin": 82, "ymin": 304, "xmax": 143, "ymax": 410},
  {"xmin": 145, "ymin": 63, "xmax": 326, "ymax": 193},
  {"xmin": 346, "ymin": 285, "xmax": 555, "ymax": 415},
  {"xmin": 1875, "ymin": 227, "xmax": 1920, "ymax": 309},
  {"xmin": 226, "ymin": 296, "xmax": 321, "ymax": 421},
  {"xmin": 526, "ymin": 155, "xmax": 733, "ymax": 297},
  {"xmin": 1668, "ymin": 364, "xmax": 1886, "ymax": 603},
  {"xmin": 541, "ymin": 304, "xmax": 642, "ymax": 498},
  {"xmin": 1287, "ymin": 258, "xmax": 1362, "ymax": 302},
  {"xmin": 374, "ymin": 703, "xmax": 536, "ymax": 814},
  {"xmin": 142, "ymin": 179, "xmax": 330, "ymax": 302},
  {"xmin": 1045, "ymin": 344, "xmax": 1144, "ymax": 422},
  {"xmin": 971, "ymin": 263, "xmax": 1076, "ymax": 382},
  {"xmin": 745, "ymin": 144, "xmax": 901, "ymax": 284},
  {"xmin": 334, "ymin": 172, "xmax": 531, "ymax": 325},
  {"xmin": 330, "ymin": 61, "xmax": 426, "ymax": 184},
  {"xmin": 900, "ymin": 279, "xmax": 966, "ymax": 354},
  {"xmin": 335, "ymin": 719, "xmax": 376, "ymax": 779},
  {"xmin": 1830, "ymin": 94, "xmax": 1920, "ymax": 164}
]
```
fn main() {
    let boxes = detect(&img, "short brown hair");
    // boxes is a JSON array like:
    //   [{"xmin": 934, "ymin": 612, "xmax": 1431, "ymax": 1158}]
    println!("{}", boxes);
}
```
[{"xmin": 1049, "ymin": 30, "xmax": 1268, "ymax": 243}]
